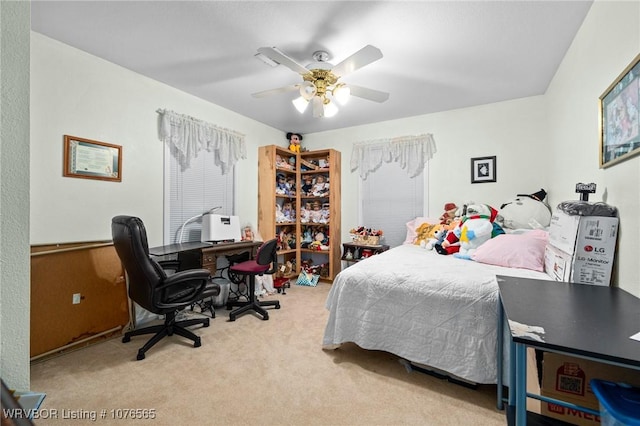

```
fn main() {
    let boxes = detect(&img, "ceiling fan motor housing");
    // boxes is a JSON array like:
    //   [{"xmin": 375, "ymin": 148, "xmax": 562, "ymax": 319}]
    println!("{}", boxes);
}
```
[{"xmin": 304, "ymin": 69, "xmax": 338, "ymax": 97}]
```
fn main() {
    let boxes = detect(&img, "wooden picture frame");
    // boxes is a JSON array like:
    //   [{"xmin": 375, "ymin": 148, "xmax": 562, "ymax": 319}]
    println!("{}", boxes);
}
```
[
  {"xmin": 470, "ymin": 156, "xmax": 496, "ymax": 184},
  {"xmin": 63, "ymin": 135, "xmax": 122, "ymax": 182},
  {"xmin": 599, "ymin": 53, "xmax": 640, "ymax": 168}
]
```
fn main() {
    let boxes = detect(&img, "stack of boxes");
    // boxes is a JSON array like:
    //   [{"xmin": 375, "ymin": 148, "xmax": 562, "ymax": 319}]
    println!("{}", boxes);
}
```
[
  {"xmin": 540, "ymin": 203, "xmax": 626, "ymax": 425},
  {"xmin": 544, "ymin": 208, "xmax": 619, "ymax": 286}
]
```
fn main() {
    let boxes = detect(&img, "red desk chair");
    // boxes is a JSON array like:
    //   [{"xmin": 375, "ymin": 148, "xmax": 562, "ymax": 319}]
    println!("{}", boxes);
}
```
[{"xmin": 226, "ymin": 238, "xmax": 280, "ymax": 321}]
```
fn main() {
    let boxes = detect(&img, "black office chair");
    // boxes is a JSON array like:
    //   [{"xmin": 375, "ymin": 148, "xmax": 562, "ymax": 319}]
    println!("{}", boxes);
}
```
[
  {"xmin": 226, "ymin": 238, "xmax": 280, "ymax": 321},
  {"xmin": 111, "ymin": 215, "xmax": 220, "ymax": 360}
]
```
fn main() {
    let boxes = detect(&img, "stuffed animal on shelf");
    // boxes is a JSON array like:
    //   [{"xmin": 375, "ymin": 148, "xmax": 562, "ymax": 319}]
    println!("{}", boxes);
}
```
[
  {"xmin": 287, "ymin": 132, "xmax": 303, "ymax": 153},
  {"xmin": 497, "ymin": 188, "xmax": 552, "ymax": 230},
  {"xmin": 450, "ymin": 204, "xmax": 504, "ymax": 260}
]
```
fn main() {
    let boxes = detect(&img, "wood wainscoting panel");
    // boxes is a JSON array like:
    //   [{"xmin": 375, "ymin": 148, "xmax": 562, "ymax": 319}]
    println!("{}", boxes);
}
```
[{"xmin": 30, "ymin": 241, "xmax": 130, "ymax": 359}]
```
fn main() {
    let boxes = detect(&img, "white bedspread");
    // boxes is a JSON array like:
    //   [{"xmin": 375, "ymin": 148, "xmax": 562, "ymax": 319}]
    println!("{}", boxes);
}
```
[{"xmin": 322, "ymin": 244, "xmax": 549, "ymax": 384}]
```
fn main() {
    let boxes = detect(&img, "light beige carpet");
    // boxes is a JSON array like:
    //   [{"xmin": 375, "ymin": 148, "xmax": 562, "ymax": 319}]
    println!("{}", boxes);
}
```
[{"xmin": 30, "ymin": 282, "xmax": 508, "ymax": 425}]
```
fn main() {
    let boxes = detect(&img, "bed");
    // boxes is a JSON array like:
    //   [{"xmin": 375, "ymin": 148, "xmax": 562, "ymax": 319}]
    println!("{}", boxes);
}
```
[{"xmin": 322, "ymin": 240, "xmax": 550, "ymax": 384}]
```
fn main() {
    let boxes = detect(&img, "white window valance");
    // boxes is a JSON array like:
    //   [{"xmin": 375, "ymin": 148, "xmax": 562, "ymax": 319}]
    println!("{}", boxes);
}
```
[
  {"xmin": 350, "ymin": 134, "xmax": 437, "ymax": 179},
  {"xmin": 157, "ymin": 109, "xmax": 246, "ymax": 174}
]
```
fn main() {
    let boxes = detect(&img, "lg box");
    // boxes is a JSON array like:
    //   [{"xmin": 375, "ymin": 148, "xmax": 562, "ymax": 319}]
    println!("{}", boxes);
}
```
[
  {"xmin": 548, "ymin": 211, "xmax": 618, "ymax": 256},
  {"xmin": 545, "ymin": 211, "xmax": 618, "ymax": 286}
]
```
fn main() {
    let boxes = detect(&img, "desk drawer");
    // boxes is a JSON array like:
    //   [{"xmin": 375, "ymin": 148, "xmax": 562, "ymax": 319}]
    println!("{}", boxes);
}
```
[{"xmin": 202, "ymin": 253, "xmax": 216, "ymax": 275}]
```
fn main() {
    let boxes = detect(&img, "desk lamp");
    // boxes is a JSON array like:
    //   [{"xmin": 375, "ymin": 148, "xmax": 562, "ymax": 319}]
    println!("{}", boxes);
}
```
[{"xmin": 177, "ymin": 206, "xmax": 221, "ymax": 243}]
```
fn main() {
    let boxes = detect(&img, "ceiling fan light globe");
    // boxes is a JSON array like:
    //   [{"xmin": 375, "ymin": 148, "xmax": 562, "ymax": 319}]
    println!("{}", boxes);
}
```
[
  {"xmin": 292, "ymin": 96, "xmax": 309, "ymax": 114},
  {"xmin": 333, "ymin": 85, "xmax": 351, "ymax": 105},
  {"xmin": 299, "ymin": 82, "xmax": 317, "ymax": 100},
  {"xmin": 323, "ymin": 100, "xmax": 339, "ymax": 118}
]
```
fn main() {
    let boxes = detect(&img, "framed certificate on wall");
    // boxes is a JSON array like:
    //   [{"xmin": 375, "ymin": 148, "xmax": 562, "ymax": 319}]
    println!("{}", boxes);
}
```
[{"xmin": 63, "ymin": 135, "xmax": 122, "ymax": 182}]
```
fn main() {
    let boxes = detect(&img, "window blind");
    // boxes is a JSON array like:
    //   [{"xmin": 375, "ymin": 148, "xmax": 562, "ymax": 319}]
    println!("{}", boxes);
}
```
[
  {"xmin": 360, "ymin": 161, "xmax": 425, "ymax": 248},
  {"xmin": 164, "ymin": 145, "xmax": 234, "ymax": 244}
]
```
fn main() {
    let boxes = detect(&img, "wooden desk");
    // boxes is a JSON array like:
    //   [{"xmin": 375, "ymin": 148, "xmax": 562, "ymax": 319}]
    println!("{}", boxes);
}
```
[
  {"xmin": 149, "ymin": 240, "xmax": 262, "ymax": 276},
  {"xmin": 497, "ymin": 275, "xmax": 640, "ymax": 426}
]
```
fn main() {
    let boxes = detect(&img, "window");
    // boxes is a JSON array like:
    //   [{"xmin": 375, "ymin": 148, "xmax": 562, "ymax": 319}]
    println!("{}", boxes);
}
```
[
  {"xmin": 163, "ymin": 146, "xmax": 235, "ymax": 244},
  {"xmin": 360, "ymin": 161, "xmax": 426, "ymax": 248}
]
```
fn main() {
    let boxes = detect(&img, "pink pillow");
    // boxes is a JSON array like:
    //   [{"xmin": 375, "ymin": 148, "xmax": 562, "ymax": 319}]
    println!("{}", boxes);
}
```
[
  {"xmin": 472, "ymin": 229, "xmax": 548, "ymax": 271},
  {"xmin": 403, "ymin": 217, "xmax": 439, "ymax": 244}
]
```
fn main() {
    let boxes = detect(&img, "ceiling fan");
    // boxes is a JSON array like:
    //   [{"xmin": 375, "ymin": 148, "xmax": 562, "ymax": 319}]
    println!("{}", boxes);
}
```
[{"xmin": 252, "ymin": 45, "xmax": 389, "ymax": 118}]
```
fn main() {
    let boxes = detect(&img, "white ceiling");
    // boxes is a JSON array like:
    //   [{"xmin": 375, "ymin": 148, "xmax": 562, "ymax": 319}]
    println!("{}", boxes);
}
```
[{"xmin": 31, "ymin": 1, "xmax": 593, "ymax": 135}]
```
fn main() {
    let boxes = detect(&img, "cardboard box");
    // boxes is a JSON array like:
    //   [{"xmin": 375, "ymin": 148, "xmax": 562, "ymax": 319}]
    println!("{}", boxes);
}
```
[
  {"xmin": 544, "ymin": 243, "xmax": 616, "ymax": 286},
  {"xmin": 540, "ymin": 352, "xmax": 640, "ymax": 426},
  {"xmin": 548, "ymin": 211, "xmax": 618, "ymax": 256},
  {"xmin": 544, "ymin": 244, "xmax": 572, "ymax": 282},
  {"xmin": 545, "ymin": 211, "xmax": 618, "ymax": 286}
]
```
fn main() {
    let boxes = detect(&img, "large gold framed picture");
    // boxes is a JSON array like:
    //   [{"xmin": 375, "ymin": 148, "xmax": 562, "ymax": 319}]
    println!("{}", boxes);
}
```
[
  {"xmin": 599, "ymin": 53, "xmax": 640, "ymax": 168},
  {"xmin": 63, "ymin": 135, "xmax": 122, "ymax": 182}
]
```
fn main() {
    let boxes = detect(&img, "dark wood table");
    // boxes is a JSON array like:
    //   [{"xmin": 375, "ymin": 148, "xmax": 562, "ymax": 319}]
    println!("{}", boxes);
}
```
[
  {"xmin": 496, "ymin": 275, "xmax": 640, "ymax": 425},
  {"xmin": 149, "ymin": 240, "xmax": 261, "ymax": 276}
]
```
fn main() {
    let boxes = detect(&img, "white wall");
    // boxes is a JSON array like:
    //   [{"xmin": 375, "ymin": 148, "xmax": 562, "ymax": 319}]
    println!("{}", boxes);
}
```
[
  {"xmin": 1, "ymin": 0, "xmax": 31, "ymax": 390},
  {"xmin": 305, "ymin": 96, "xmax": 549, "ymax": 249},
  {"xmin": 30, "ymin": 33, "xmax": 284, "ymax": 248},
  {"xmin": 544, "ymin": 0, "xmax": 640, "ymax": 295}
]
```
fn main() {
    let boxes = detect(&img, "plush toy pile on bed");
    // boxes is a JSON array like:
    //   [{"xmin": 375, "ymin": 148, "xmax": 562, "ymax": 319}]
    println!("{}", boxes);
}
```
[
  {"xmin": 434, "ymin": 204, "xmax": 504, "ymax": 259},
  {"xmin": 410, "ymin": 189, "xmax": 552, "ymax": 263}
]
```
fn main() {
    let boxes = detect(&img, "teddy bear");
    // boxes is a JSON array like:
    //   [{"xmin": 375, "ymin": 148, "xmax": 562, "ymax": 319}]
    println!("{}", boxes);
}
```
[
  {"xmin": 497, "ymin": 189, "xmax": 552, "ymax": 230},
  {"xmin": 452, "ymin": 204, "xmax": 504, "ymax": 260},
  {"xmin": 413, "ymin": 221, "xmax": 443, "ymax": 247}
]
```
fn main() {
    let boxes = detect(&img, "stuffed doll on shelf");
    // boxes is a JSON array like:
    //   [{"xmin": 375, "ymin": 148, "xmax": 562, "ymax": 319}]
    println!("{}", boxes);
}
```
[
  {"xmin": 312, "ymin": 175, "xmax": 329, "ymax": 196},
  {"xmin": 287, "ymin": 132, "xmax": 303, "ymax": 153},
  {"xmin": 301, "ymin": 176, "xmax": 314, "ymax": 195},
  {"xmin": 276, "ymin": 173, "xmax": 287, "ymax": 195}
]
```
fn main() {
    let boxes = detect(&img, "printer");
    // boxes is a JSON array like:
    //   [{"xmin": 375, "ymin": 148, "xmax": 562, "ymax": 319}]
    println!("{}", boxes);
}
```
[{"xmin": 201, "ymin": 213, "xmax": 241, "ymax": 243}]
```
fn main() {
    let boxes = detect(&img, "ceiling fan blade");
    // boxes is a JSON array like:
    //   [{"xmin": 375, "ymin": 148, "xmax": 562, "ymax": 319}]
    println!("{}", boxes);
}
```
[
  {"xmin": 257, "ymin": 47, "xmax": 310, "ymax": 75},
  {"xmin": 331, "ymin": 45, "xmax": 383, "ymax": 77},
  {"xmin": 348, "ymin": 85, "xmax": 389, "ymax": 103},
  {"xmin": 251, "ymin": 85, "xmax": 299, "ymax": 98}
]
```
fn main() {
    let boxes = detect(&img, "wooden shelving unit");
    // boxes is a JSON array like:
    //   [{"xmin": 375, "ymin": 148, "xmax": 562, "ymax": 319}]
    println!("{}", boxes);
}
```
[{"xmin": 258, "ymin": 145, "xmax": 341, "ymax": 282}]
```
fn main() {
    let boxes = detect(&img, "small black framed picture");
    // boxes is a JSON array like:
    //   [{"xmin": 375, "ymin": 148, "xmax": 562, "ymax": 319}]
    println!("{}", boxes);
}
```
[{"xmin": 470, "ymin": 156, "xmax": 496, "ymax": 184}]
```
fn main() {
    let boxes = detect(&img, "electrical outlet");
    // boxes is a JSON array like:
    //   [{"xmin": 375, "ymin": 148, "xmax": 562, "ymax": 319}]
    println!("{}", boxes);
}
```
[{"xmin": 72, "ymin": 293, "xmax": 81, "ymax": 304}]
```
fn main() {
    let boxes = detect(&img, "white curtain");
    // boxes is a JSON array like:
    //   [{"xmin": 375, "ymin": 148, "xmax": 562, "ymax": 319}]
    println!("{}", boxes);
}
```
[
  {"xmin": 350, "ymin": 134, "xmax": 436, "ymax": 179},
  {"xmin": 157, "ymin": 109, "xmax": 246, "ymax": 174}
]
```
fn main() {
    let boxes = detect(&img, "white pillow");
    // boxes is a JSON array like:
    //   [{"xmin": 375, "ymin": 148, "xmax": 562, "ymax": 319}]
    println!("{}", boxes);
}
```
[{"xmin": 472, "ymin": 229, "xmax": 549, "ymax": 271}]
